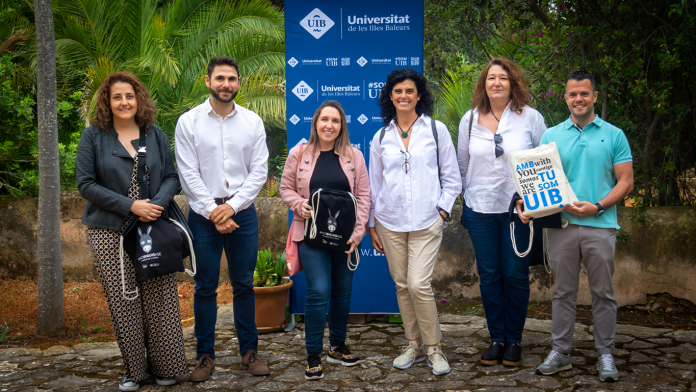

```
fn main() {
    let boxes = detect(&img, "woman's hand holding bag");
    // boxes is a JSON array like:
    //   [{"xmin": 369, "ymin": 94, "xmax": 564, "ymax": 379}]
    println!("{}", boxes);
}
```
[{"xmin": 130, "ymin": 199, "xmax": 163, "ymax": 222}]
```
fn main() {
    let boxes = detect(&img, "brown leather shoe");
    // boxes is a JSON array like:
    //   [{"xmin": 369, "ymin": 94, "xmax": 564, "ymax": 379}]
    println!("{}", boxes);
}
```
[
  {"xmin": 241, "ymin": 351, "xmax": 270, "ymax": 376},
  {"xmin": 190, "ymin": 354, "xmax": 215, "ymax": 382}
]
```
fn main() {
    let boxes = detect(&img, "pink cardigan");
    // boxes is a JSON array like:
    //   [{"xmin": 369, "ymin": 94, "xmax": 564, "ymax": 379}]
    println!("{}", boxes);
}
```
[{"xmin": 280, "ymin": 144, "xmax": 371, "ymax": 245}]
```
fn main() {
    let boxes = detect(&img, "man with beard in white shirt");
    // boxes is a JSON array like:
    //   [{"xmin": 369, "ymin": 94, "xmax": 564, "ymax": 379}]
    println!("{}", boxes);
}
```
[{"xmin": 175, "ymin": 56, "xmax": 270, "ymax": 381}]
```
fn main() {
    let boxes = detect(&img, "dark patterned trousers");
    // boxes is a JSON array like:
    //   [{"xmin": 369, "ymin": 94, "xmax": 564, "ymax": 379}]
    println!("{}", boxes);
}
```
[{"xmin": 88, "ymin": 226, "xmax": 188, "ymax": 382}]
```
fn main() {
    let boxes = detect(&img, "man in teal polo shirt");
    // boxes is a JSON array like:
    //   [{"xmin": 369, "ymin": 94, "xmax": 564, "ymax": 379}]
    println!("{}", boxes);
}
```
[{"xmin": 518, "ymin": 71, "xmax": 633, "ymax": 382}]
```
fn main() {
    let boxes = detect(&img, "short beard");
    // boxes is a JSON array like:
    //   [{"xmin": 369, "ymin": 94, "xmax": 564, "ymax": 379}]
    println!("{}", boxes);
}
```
[
  {"xmin": 572, "ymin": 105, "xmax": 594, "ymax": 121},
  {"xmin": 210, "ymin": 87, "xmax": 238, "ymax": 103}
]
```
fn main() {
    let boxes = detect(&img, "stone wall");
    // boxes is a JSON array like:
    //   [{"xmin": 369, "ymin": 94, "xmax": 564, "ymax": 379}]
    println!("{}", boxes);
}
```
[
  {"xmin": 436, "ymin": 206, "xmax": 696, "ymax": 307},
  {"xmin": 0, "ymin": 192, "xmax": 288, "ymax": 283},
  {"xmin": 1, "ymin": 192, "xmax": 694, "ymax": 307}
]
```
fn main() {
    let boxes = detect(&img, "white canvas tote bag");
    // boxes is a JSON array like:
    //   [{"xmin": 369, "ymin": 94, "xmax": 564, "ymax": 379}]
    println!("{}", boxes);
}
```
[{"xmin": 507, "ymin": 142, "xmax": 578, "ymax": 219}]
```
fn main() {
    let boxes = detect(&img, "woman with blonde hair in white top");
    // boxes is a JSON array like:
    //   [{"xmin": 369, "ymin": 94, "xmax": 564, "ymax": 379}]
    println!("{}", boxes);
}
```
[
  {"xmin": 369, "ymin": 68, "xmax": 461, "ymax": 376},
  {"xmin": 458, "ymin": 57, "xmax": 547, "ymax": 367}
]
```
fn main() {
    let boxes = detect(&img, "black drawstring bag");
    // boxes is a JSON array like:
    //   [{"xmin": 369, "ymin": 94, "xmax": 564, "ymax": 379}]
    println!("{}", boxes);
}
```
[
  {"xmin": 304, "ymin": 188, "xmax": 360, "ymax": 270},
  {"xmin": 508, "ymin": 192, "xmax": 562, "ymax": 271},
  {"xmin": 119, "ymin": 127, "xmax": 196, "ymax": 300}
]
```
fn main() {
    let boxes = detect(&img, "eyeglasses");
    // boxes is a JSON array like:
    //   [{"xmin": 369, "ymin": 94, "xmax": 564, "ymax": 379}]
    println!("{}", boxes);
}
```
[
  {"xmin": 400, "ymin": 150, "xmax": 411, "ymax": 173},
  {"xmin": 494, "ymin": 134, "xmax": 504, "ymax": 158}
]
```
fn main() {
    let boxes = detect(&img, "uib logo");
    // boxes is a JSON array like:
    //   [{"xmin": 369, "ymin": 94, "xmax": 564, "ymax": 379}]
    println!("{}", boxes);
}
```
[
  {"xmin": 367, "ymin": 82, "xmax": 385, "ymax": 99},
  {"xmin": 292, "ymin": 81, "xmax": 314, "ymax": 101},
  {"xmin": 300, "ymin": 8, "xmax": 334, "ymax": 39}
]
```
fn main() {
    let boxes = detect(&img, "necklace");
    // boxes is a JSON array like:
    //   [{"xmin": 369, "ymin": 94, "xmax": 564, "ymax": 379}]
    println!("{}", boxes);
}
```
[
  {"xmin": 396, "ymin": 117, "xmax": 419, "ymax": 139},
  {"xmin": 491, "ymin": 110, "xmax": 501, "ymax": 123}
]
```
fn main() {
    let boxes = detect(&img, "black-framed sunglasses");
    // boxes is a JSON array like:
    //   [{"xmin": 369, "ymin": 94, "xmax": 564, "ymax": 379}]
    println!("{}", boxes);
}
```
[
  {"xmin": 400, "ymin": 150, "xmax": 411, "ymax": 173},
  {"xmin": 494, "ymin": 134, "xmax": 504, "ymax": 158}
]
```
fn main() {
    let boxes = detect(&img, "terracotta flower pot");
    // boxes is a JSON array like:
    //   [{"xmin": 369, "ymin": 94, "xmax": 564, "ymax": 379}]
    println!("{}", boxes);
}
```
[{"xmin": 253, "ymin": 278, "xmax": 293, "ymax": 333}]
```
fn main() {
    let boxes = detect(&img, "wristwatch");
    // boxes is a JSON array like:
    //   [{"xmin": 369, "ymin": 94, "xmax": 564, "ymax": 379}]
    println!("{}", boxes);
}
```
[
  {"xmin": 594, "ymin": 202, "xmax": 605, "ymax": 216},
  {"xmin": 437, "ymin": 207, "xmax": 449, "ymax": 218}
]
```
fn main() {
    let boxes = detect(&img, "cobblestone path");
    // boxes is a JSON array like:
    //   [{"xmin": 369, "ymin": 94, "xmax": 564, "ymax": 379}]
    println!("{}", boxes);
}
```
[{"xmin": 2, "ymin": 305, "xmax": 695, "ymax": 391}]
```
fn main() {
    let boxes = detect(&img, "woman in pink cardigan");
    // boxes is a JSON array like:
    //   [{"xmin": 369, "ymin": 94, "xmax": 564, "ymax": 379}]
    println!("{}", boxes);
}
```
[{"xmin": 280, "ymin": 100, "xmax": 371, "ymax": 381}]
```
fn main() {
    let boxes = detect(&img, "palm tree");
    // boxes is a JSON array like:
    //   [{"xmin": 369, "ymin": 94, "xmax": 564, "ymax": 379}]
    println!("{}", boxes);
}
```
[
  {"xmin": 52, "ymin": 0, "xmax": 286, "ymax": 141},
  {"xmin": 34, "ymin": 0, "xmax": 65, "ymax": 337}
]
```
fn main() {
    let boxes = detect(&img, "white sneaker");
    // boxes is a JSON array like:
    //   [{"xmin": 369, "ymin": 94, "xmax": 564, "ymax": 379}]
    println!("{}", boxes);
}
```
[
  {"xmin": 427, "ymin": 345, "xmax": 451, "ymax": 375},
  {"xmin": 597, "ymin": 354, "xmax": 619, "ymax": 382},
  {"xmin": 118, "ymin": 376, "xmax": 139, "ymax": 391},
  {"xmin": 393, "ymin": 341, "xmax": 425, "ymax": 369},
  {"xmin": 155, "ymin": 377, "xmax": 176, "ymax": 386}
]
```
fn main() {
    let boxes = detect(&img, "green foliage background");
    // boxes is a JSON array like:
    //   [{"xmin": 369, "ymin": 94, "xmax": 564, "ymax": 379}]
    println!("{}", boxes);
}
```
[
  {"xmin": 426, "ymin": 0, "xmax": 696, "ymax": 207},
  {"xmin": 0, "ymin": 0, "xmax": 286, "ymax": 195},
  {"xmin": 1, "ymin": 0, "xmax": 694, "ymax": 206}
]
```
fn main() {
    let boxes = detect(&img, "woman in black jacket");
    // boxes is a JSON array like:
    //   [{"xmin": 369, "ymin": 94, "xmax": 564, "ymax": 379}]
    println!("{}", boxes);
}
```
[{"xmin": 76, "ymin": 72, "xmax": 187, "ymax": 391}]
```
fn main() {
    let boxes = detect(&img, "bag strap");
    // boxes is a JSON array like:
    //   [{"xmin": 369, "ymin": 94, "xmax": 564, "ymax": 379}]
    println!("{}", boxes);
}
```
[
  {"xmin": 543, "ymin": 228, "xmax": 552, "ymax": 274},
  {"xmin": 379, "ymin": 127, "xmax": 386, "ymax": 144},
  {"xmin": 137, "ymin": 127, "xmax": 149, "ymax": 200},
  {"xmin": 296, "ymin": 144, "xmax": 304, "ymax": 170},
  {"xmin": 510, "ymin": 220, "xmax": 534, "ymax": 258},
  {"xmin": 469, "ymin": 109, "xmax": 474, "ymax": 139},
  {"xmin": 346, "ymin": 192, "xmax": 360, "ymax": 271},
  {"xmin": 119, "ymin": 235, "xmax": 139, "ymax": 300},
  {"xmin": 122, "ymin": 127, "xmax": 147, "ymax": 301},
  {"xmin": 169, "ymin": 218, "xmax": 197, "ymax": 277},
  {"xmin": 431, "ymin": 118, "xmax": 442, "ymax": 187},
  {"xmin": 305, "ymin": 188, "xmax": 322, "ymax": 239}
]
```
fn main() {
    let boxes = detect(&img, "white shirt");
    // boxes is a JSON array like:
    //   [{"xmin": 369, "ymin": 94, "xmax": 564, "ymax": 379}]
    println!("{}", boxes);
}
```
[
  {"xmin": 175, "ymin": 98, "xmax": 269, "ymax": 219},
  {"xmin": 369, "ymin": 115, "xmax": 462, "ymax": 232},
  {"xmin": 458, "ymin": 104, "xmax": 546, "ymax": 214}
]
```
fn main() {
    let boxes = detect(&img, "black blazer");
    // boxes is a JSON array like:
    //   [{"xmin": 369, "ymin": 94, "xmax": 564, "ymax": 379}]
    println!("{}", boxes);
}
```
[{"xmin": 76, "ymin": 124, "xmax": 179, "ymax": 231}]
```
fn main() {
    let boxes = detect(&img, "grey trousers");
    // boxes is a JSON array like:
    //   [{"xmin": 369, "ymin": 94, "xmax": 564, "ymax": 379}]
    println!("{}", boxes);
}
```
[{"xmin": 547, "ymin": 224, "xmax": 618, "ymax": 355}]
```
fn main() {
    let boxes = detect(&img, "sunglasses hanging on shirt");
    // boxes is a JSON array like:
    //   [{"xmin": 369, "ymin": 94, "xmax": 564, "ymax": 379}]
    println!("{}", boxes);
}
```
[
  {"xmin": 491, "ymin": 110, "xmax": 505, "ymax": 158},
  {"xmin": 400, "ymin": 150, "xmax": 411, "ymax": 173},
  {"xmin": 494, "ymin": 134, "xmax": 504, "ymax": 158}
]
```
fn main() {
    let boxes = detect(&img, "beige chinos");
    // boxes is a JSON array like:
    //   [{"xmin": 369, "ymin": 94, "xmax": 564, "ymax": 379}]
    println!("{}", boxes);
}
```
[
  {"xmin": 375, "ymin": 217, "xmax": 444, "ymax": 345},
  {"xmin": 547, "ymin": 224, "xmax": 618, "ymax": 355}
]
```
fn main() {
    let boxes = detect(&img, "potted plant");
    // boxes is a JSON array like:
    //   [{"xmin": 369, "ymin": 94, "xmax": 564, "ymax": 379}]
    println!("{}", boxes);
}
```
[{"xmin": 253, "ymin": 249, "xmax": 293, "ymax": 333}]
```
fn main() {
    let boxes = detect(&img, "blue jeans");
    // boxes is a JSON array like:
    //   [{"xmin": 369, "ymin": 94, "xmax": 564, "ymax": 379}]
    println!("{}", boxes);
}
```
[
  {"xmin": 188, "ymin": 205, "xmax": 259, "ymax": 359},
  {"xmin": 298, "ymin": 241, "xmax": 357, "ymax": 355},
  {"xmin": 461, "ymin": 203, "xmax": 530, "ymax": 344}
]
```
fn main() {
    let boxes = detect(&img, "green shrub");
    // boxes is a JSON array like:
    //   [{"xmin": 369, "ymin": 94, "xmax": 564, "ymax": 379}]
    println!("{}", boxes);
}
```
[{"xmin": 0, "ymin": 55, "xmax": 84, "ymax": 195}]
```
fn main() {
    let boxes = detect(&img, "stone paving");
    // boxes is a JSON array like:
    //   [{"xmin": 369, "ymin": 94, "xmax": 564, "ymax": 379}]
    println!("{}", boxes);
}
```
[{"xmin": 2, "ymin": 305, "xmax": 696, "ymax": 391}]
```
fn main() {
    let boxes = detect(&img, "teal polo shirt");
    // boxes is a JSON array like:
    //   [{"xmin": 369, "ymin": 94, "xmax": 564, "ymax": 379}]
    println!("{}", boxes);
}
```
[{"xmin": 540, "ymin": 115, "xmax": 632, "ymax": 229}]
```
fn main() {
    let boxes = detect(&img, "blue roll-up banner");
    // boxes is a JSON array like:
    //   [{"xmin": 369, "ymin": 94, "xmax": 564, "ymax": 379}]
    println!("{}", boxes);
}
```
[{"xmin": 285, "ymin": 0, "xmax": 424, "ymax": 314}]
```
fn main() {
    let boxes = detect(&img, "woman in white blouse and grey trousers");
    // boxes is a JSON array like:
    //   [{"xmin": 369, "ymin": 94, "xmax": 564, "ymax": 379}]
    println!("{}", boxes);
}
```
[
  {"xmin": 368, "ymin": 68, "xmax": 461, "ymax": 376},
  {"xmin": 458, "ymin": 57, "xmax": 546, "ymax": 368}
]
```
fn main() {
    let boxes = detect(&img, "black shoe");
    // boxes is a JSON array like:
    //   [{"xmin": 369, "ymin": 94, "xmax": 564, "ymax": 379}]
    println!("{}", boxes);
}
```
[
  {"xmin": 502, "ymin": 343, "xmax": 522, "ymax": 367},
  {"xmin": 327, "ymin": 342, "xmax": 361, "ymax": 366},
  {"xmin": 480, "ymin": 342, "xmax": 505, "ymax": 365},
  {"xmin": 305, "ymin": 354, "xmax": 324, "ymax": 380}
]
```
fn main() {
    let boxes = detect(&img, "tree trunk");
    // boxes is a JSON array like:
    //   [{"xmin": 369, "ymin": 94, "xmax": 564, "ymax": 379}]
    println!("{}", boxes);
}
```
[
  {"xmin": 524, "ymin": 0, "xmax": 554, "ymax": 28},
  {"xmin": 34, "ymin": 0, "xmax": 64, "ymax": 336},
  {"xmin": 600, "ymin": 74, "xmax": 608, "ymax": 121},
  {"xmin": 642, "ymin": 91, "xmax": 659, "ymax": 207}
]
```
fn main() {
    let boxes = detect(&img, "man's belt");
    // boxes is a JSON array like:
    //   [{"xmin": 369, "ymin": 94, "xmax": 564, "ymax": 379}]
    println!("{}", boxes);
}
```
[{"xmin": 214, "ymin": 195, "xmax": 234, "ymax": 205}]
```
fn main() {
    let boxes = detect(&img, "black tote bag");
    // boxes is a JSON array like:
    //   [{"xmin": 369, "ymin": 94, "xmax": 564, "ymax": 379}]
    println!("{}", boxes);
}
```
[
  {"xmin": 119, "ymin": 128, "xmax": 196, "ymax": 300},
  {"xmin": 304, "ymin": 188, "xmax": 360, "ymax": 270},
  {"xmin": 508, "ymin": 192, "xmax": 562, "ymax": 269}
]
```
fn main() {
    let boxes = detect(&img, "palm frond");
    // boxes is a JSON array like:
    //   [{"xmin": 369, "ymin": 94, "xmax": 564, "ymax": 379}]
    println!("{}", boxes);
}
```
[
  {"xmin": 0, "ymin": 4, "xmax": 33, "ymax": 54},
  {"xmin": 237, "ymin": 71, "xmax": 285, "ymax": 127},
  {"xmin": 434, "ymin": 65, "xmax": 481, "ymax": 146}
]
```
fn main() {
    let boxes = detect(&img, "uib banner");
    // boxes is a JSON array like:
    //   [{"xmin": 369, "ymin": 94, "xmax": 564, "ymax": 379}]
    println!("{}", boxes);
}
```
[{"xmin": 286, "ymin": 0, "xmax": 424, "ymax": 313}]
